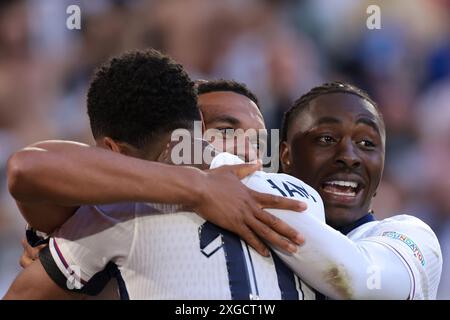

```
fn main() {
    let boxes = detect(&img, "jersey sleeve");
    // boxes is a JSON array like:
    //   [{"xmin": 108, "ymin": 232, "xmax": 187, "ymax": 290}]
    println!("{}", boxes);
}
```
[
  {"xmin": 210, "ymin": 152, "xmax": 245, "ymax": 168},
  {"xmin": 271, "ymin": 173, "xmax": 325, "ymax": 222},
  {"xmin": 210, "ymin": 152, "xmax": 326, "ymax": 221},
  {"xmin": 354, "ymin": 216, "xmax": 443, "ymax": 299},
  {"xmin": 39, "ymin": 203, "xmax": 136, "ymax": 295},
  {"xmin": 265, "ymin": 211, "xmax": 415, "ymax": 300},
  {"xmin": 244, "ymin": 171, "xmax": 326, "ymax": 223}
]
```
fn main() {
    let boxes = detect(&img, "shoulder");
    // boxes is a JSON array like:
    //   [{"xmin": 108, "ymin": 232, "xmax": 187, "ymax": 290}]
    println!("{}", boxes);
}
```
[
  {"xmin": 352, "ymin": 214, "xmax": 442, "ymax": 267},
  {"xmin": 55, "ymin": 203, "xmax": 138, "ymax": 240},
  {"xmin": 354, "ymin": 214, "xmax": 439, "ymax": 243},
  {"xmin": 75, "ymin": 202, "xmax": 137, "ymax": 224},
  {"xmin": 377, "ymin": 215, "xmax": 441, "ymax": 253},
  {"xmin": 357, "ymin": 214, "xmax": 443, "ymax": 299},
  {"xmin": 374, "ymin": 215, "xmax": 438, "ymax": 238},
  {"xmin": 76, "ymin": 201, "xmax": 183, "ymax": 229}
]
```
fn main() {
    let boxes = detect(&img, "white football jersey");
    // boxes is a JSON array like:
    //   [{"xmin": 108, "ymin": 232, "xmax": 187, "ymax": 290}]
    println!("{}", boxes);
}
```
[
  {"xmin": 40, "ymin": 153, "xmax": 325, "ymax": 300},
  {"xmin": 346, "ymin": 215, "xmax": 442, "ymax": 299}
]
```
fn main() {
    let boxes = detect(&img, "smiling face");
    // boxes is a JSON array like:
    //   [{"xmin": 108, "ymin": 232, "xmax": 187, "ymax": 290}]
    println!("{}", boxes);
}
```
[
  {"xmin": 281, "ymin": 93, "xmax": 385, "ymax": 228},
  {"xmin": 199, "ymin": 91, "xmax": 266, "ymax": 161}
]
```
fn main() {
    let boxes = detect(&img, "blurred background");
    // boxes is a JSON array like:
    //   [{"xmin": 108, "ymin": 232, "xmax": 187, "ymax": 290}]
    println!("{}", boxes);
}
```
[{"xmin": 0, "ymin": 0, "xmax": 449, "ymax": 298}]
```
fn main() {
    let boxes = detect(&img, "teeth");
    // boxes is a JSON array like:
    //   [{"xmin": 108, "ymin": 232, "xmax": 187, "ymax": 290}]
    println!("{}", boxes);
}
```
[
  {"xmin": 327, "ymin": 180, "xmax": 358, "ymax": 188},
  {"xmin": 329, "ymin": 190, "xmax": 356, "ymax": 197}
]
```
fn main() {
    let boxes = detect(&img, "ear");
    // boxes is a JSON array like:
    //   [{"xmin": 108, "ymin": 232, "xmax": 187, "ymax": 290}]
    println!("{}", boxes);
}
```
[
  {"xmin": 103, "ymin": 137, "xmax": 121, "ymax": 153},
  {"xmin": 280, "ymin": 141, "xmax": 292, "ymax": 174},
  {"xmin": 103, "ymin": 137, "xmax": 141, "ymax": 157}
]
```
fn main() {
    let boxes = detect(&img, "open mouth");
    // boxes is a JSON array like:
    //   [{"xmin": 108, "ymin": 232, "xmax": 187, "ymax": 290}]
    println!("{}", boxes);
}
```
[{"xmin": 320, "ymin": 180, "xmax": 364, "ymax": 202}]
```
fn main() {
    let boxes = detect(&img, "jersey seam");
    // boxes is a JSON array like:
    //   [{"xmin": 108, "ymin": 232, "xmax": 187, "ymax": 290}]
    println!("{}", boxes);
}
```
[{"xmin": 122, "ymin": 202, "xmax": 139, "ymax": 271}]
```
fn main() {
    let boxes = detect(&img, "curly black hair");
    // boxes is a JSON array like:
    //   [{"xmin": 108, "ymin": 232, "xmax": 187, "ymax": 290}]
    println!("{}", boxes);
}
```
[
  {"xmin": 281, "ymin": 81, "xmax": 385, "ymax": 142},
  {"xmin": 195, "ymin": 79, "xmax": 260, "ymax": 109},
  {"xmin": 87, "ymin": 49, "xmax": 200, "ymax": 148}
]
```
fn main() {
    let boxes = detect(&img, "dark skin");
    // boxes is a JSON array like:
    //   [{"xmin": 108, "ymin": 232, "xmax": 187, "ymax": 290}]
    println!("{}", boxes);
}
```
[{"xmin": 281, "ymin": 93, "xmax": 386, "ymax": 228}]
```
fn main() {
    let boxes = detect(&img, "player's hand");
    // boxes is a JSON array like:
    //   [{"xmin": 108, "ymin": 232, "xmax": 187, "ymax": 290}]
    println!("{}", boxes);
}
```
[
  {"xmin": 192, "ymin": 162, "xmax": 306, "ymax": 257},
  {"xmin": 19, "ymin": 239, "xmax": 46, "ymax": 269}
]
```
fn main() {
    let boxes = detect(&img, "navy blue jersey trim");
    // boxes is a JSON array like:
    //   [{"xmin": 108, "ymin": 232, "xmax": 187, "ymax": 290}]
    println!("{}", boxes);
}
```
[
  {"xmin": 271, "ymin": 250, "xmax": 299, "ymax": 300},
  {"xmin": 199, "ymin": 222, "xmax": 253, "ymax": 300},
  {"xmin": 336, "ymin": 213, "xmax": 376, "ymax": 235},
  {"xmin": 39, "ymin": 245, "xmax": 71, "ymax": 290},
  {"xmin": 26, "ymin": 229, "xmax": 49, "ymax": 247},
  {"xmin": 39, "ymin": 245, "xmax": 118, "ymax": 297},
  {"xmin": 109, "ymin": 265, "xmax": 130, "ymax": 300},
  {"xmin": 244, "ymin": 243, "xmax": 259, "ymax": 297}
]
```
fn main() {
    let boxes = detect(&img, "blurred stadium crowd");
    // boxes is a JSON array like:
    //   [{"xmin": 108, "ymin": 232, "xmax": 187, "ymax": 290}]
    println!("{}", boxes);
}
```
[{"xmin": 1, "ymin": 0, "xmax": 449, "ymax": 298}]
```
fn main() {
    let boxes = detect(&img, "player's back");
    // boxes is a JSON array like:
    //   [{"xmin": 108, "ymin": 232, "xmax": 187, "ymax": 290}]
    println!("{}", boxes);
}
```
[
  {"xmin": 122, "ymin": 152, "xmax": 325, "ymax": 299},
  {"xmin": 43, "ymin": 153, "xmax": 325, "ymax": 299},
  {"xmin": 126, "ymin": 182, "xmax": 322, "ymax": 299}
]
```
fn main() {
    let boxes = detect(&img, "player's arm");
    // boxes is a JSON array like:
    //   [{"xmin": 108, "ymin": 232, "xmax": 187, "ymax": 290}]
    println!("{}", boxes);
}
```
[
  {"xmin": 5, "ymin": 204, "xmax": 136, "ymax": 301},
  {"xmin": 3, "ymin": 259, "xmax": 84, "ymax": 300},
  {"xmin": 7, "ymin": 140, "xmax": 305, "ymax": 255},
  {"xmin": 7, "ymin": 140, "xmax": 207, "ymax": 207},
  {"xmin": 268, "ymin": 210, "xmax": 416, "ymax": 299},
  {"xmin": 8, "ymin": 139, "xmax": 192, "ymax": 232}
]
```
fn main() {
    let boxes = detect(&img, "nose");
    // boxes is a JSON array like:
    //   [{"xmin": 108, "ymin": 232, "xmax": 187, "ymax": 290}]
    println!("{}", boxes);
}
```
[
  {"xmin": 223, "ymin": 134, "xmax": 259, "ymax": 162},
  {"xmin": 241, "ymin": 136, "xmax": 259, "ymax": 162},
  {"xmin": 335, "ymin": 138, "xmax": 361, "ymax": 169}
]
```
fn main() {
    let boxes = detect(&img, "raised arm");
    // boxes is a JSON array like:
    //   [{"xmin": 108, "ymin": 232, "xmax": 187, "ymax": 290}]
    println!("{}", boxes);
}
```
[
  {"xmin": 7, "ymin": 140, "xmax": 306, "ymax": 256},
  {"xmin": 7, "ymin": 140, "xmax": 204, "ymax": 206},
  {"xmin": 7, "ymin": 140, "xmax": 206, "ymax": 233}
]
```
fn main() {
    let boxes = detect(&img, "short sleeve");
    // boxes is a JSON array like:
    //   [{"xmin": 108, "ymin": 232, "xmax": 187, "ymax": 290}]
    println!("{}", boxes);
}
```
[{"xmin": 40, "ymin": 203, "xmax": 136, "ymax": 295}]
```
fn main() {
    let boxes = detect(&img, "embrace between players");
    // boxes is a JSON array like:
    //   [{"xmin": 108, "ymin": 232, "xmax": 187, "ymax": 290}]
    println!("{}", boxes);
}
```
[{"xmin": 3, "ymin": 49, "xmax": 442, "ymax": 300}]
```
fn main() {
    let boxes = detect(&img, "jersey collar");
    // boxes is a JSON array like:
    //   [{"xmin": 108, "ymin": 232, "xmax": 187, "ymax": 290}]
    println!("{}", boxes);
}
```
[{"xmin": 336, "ymin": 213, "xmax": 376, "ymax": 235}]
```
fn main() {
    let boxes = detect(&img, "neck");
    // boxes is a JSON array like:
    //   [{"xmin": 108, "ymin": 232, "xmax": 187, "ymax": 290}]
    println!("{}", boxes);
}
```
[
  {"xmin": 158, "ymin": 131, "xmax": 219, "ymax": 169},
  {"xmin": 335, "ymin": 212, "xmax": 376, "ymax": 235}
]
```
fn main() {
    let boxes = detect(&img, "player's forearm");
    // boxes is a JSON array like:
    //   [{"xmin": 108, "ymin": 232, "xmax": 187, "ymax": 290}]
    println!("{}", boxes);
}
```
[
  {"xmin": 268, "ymin": 210, "xmax": 411, "ymax": 299},
  {"xmin": 7, "ymin": 140, "xmax": 204, "ymax": 206}
]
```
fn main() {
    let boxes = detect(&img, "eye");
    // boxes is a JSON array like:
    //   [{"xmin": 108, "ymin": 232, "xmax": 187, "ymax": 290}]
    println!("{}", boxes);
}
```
[
  {"xmin": 217, "ymin": 127, "xmax": 233, "ymax": 132},
  {"xmin": 317, "ymin": 135, "xmax": 336, "ymax": 145},
  {"xmin": 217, "ymin": 128, "xmax": 234, "ymax": 137},
  {"xmin": 357, "ymin": 139, "xmax": 376, "ymax": 149}
]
